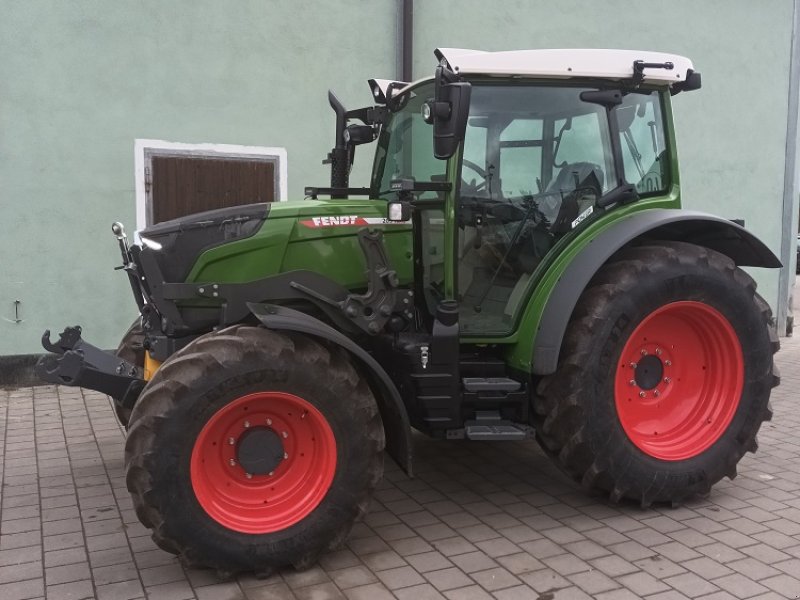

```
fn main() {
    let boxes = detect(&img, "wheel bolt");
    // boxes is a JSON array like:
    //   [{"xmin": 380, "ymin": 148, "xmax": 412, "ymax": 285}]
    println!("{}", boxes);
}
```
[
  {"xmin": 639, "ymin": 391, "xmax": 646, "ymax": 398},
  {"xmin": 283, "ymin": 452, "xmax": 289, "ymax": 460},
  {"xmin": 244, "ymin": 420, "xmax": 250, "ymax": 428},
  {"xmin": 282, "ymin": 431, "xmax": 288, "ymax": 438},
  {"xmin": 654, "ymin": 390, "xmax": 660, "ymax": 397},
  {"xmin": 665, "ymin": 360, "xmax": 672, "ymax": 366},
  {"xmin": 245, "ymin": 473, "xmax": 253, "ymax": 479},
  {"xmin": 641, "ymin": 349, "xmax": 648, "ymax": 356},
  {"xmin": 630, "ymin": 362, "xmax": 637, "ymax": 369},
  {"xmin": 266, "ymin": 418, "xmax": 272, "ymax": 426},
  {"xmin": 228, "ymin": 437, "xmax": 235, "ymax": 445},
  {"xmin": 229, "ymin": 458, "xmax": 236, "ymax": 466},
  {"xmin": 629, "ymin": 379, "xmax": 636, "ymax": 386},
  {"xmin": 268, "ymin": 471, "xmax": 274, "ymax": 476},
  {"xmin": 664, "ymin": 377, "xmax": 672, "ymax": 384},
  {"xmin": 656, "ymin": 348, "xmax": 663, "ymax": 356}
]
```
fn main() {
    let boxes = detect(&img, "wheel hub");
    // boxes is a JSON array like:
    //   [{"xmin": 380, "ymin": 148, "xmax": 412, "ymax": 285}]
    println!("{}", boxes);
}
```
[
  {"xmin": 190, "ymin": 391, "xmax": 337, "ymax": 534},
  {"xmin": 634, "ymin": 354, "xmax": 663, "ymax": 390},
  {"xmin": 614, "ymin": 301, "xmax": 744, "ymax": 461},
  {"xmin": 236, "ymin": 427, "xmax": 285, "ymax": 475}
]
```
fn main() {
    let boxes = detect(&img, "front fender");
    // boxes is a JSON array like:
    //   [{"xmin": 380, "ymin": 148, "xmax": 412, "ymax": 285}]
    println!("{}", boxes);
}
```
[
  {"xmin": 531, "ymin": 209, "xmax": 780, "ymax": 375},
  {"xmin": 247, "ymin": 302, "xmax": 413, "ymax": 476}
]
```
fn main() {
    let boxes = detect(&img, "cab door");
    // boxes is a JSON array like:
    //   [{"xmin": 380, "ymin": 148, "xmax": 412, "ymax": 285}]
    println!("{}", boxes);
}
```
[{"xmin": 455, "ymin": 84, "xmax": 615, "ymax": 336}]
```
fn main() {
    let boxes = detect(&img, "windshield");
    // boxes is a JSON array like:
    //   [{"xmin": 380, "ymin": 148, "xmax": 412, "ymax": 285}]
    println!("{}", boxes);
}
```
[{"xmin": 371, "ymin": 82, "xmax": 444, "ymax": 198}]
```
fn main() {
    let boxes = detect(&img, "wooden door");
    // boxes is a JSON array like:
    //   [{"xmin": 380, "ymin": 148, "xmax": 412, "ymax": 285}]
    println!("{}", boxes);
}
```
[{"xmin": 149, "ymin": 155, "xmax": 276, "ymax": 224}]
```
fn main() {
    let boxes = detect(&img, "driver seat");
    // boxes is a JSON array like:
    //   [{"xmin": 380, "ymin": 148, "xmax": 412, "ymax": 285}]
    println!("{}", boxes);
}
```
[{"xmin": 544, "ymin": 162, "xmax": 604, "ymax": 233}]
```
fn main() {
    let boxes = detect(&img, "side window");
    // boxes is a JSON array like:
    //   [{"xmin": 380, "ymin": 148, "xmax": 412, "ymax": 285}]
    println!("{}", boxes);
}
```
[
  {"xmin": 618, "ymin": 93, "xmax": 668, "ymax": 194},
  {"xmin": 553, "ymin": 113, "xmax": 612, "ymax": 193}
]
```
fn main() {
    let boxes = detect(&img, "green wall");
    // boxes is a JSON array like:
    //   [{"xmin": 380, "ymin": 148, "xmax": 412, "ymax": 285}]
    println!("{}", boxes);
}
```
[
  {"xmin": 0, "ymin": 0, "xmax": 397, "ymax": 355},
  {"xmin": 1, "ymin": 0, "xmax": 796, "ymax": 356}
]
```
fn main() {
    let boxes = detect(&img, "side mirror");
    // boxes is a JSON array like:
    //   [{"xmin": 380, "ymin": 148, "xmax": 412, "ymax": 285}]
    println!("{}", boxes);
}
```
[{"xmin": 427, "ymin": 66, "xmax": 471, "ymax": 160}]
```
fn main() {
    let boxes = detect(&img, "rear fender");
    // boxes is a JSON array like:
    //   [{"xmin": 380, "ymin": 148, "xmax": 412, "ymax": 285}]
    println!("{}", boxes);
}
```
[
  {"xmin": 247, "ymin": 302, "xmax": 413, "ymax": 476},
  {"xmin": 531, "ymin": 209, "xmax": 781, "ymax": 375}
]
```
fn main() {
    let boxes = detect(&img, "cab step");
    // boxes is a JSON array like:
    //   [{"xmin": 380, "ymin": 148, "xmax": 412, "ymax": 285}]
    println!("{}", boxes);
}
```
[
  {"xmin": 464, "ymin": 410, "xmax": 528, "ymax": 441},
  {"xmin": 462, "ymin": 377, "xmax": 521, "ymax": 393}
]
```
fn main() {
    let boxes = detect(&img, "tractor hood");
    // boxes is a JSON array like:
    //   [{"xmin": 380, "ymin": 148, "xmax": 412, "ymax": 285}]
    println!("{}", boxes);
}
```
[
  {"xmin": 137, "ymin": 203, "xmax": 270, "ymax": 284},
  {"xmin": 136, "ymin": 199, "xmax": 412, "ymax": 290}
]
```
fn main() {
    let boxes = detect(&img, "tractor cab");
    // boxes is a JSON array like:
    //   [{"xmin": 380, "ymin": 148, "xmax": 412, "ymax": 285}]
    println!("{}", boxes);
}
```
[
  {"xmin": 338, "ymin": 49, "xmax": 701, "ymax": 436},
  {"xmin": 374, "ymin": 72, "xmax": 672, "ymax": 336}
]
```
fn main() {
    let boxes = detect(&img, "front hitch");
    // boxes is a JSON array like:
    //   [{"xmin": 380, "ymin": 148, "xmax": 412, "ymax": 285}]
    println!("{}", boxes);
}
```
[{"xmin": 36, "ymin": 326, "xmax": 145, "ymax": 409}]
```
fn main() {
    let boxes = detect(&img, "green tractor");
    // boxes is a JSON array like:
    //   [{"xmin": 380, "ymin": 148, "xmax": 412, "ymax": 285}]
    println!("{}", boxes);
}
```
[{"xmin": 37, "ymin": 48, "xmax": 780, "ymax": 573}]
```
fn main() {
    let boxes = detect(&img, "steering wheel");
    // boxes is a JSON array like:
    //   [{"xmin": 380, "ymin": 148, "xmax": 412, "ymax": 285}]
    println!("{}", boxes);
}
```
[{"xmin": 461, "ymin": 159, "xmax": 489, "ymax": 194}]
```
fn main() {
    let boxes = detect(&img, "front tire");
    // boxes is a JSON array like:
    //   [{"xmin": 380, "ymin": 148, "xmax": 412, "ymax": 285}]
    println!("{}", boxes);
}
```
[
  {"xmin": 125, "ymin": 325, "xmax": 384, "ymax": 572},
  {"xmin": 535, "ymin": 242, "xmax": 779, "ymax": 506}
]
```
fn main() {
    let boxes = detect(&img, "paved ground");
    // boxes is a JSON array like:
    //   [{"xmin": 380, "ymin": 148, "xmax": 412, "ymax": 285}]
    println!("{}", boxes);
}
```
[{"xmin": 1, "ymin": 338, "xmax": 799, "ymax": 600}]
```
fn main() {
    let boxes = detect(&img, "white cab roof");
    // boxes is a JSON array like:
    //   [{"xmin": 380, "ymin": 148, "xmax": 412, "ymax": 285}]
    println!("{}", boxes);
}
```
[{"xmin": 435, "ymin": 48, "xmax": 694, "ymax": 86}]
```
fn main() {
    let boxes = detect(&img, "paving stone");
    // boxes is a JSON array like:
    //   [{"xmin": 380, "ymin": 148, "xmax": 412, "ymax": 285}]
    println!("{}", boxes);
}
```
[
  {"xmin": 711, "ymin": 573, "xmax": 769, "ymax": 598},
  {"xmin": 243, "ymin": 582, "xmax": 295, "ymax": 599},
  {"xmin": 195, "ymin": 581, "xmax": 246, "ymax": 600},
  {"xmin": 633, "ymin": 555, "xmax": 686, "ymax": 579},
  {"xmin": 293, "ymin": 581, "xmax": 345, "ymax": 600},
  {"xmin": 92, "ymin": 562, "xmax": 142, "ymax": 586},
  {"xmin": 343, "ymin": 582, "xmax": 396, "ymax": 600},
  {"xmin": 760, "ymin": 573, "xmax": 800, "ymax": 596},
  {"xmin": 389, "ymin": 536, "xmax": 435, "ymax": 557},
  {"xmin": 347, "ymin": 535, "xmax": 390, "ymax": 556},
  {"xmin": 448, "ymin": 551, "xmax": 497, "ymax": 574},
  {"xmin": 567, "ymin": 568, "xmax": 619, "ymax": 594},
  {"xmin": 431, "ymin": 538, "xmax": 478, "ymax": 558},
  {"xmin": 0, "ymin": 530, "xmax": 41, "ymax": 550},
  {"xmin": 423, "ymin": 567, "xmax": 473, "ymax": 592},
  {"xmin": 664, "ymin": 571, "xmax": 720, "ymax": 597},
  {"xmin": 282, "ymin": 565, "xmax": 330, "ymax": 589},
  {"xmin": 0, "ymin": 577, "xmax": 45, "ymax": 600},
  {"xmin": 618, "ymin": 570, "xmax": 671, "ymax": 596},
  {"xmin": 374, "ymin": 565, "xmax": 425, "ymax": 590},
  {"xmin": 45, "ymin": 562, "xmax": 91, "ymax": 586},
  {"xmin": 724, "ymin": 557, "xmax": 781, "ymax": 581},
  {"xmin": 360, "ymin": 550, "xmax": 407, "ymax": 571},
  {"xmin": 0, "ymin": 560, "xmax": 42, "ymax": 585},
  {"xmin": 327, "ymin": 565, "xmax": 377, "ymax": 589},
  {"xmin": 45, "ymin": 579, "xmax": 93, "ymax": 600},
  {"xmin": 682, "ymin": 557, "xmax": 735, "ymax": 580},
  {"xmin": 405, "ymin": 551, "xmax": 453, "ymax": 574},
  {"xmin": 441, "ymin": 585, "xmax": 493, "ymax": 600},
  {"xmin": 495, "ymin": 552, "xmax": 543, "ymax": 575},
  {"xmin": 318, "ymin": 549, "xmax": 362, "ymax": 571},
  {"xmin": 469, "ymin": 566, "xmax": 519, "ymax": 591}
]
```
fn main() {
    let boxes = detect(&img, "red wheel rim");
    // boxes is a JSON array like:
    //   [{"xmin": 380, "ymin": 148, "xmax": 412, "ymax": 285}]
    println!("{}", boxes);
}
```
[
  {"xmin": 190, "ymin": 392, "xmax": 336, "ymax": 534},
  {"xmin": 614, "ymin": 301, "xmax": 743, "ymax": 461}
]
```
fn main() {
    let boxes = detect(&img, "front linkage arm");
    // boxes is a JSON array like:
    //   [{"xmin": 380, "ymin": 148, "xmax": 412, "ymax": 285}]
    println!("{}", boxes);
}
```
[{"xmin": 36, "ymin": 326, "xmax": 145, "ymax": 409}]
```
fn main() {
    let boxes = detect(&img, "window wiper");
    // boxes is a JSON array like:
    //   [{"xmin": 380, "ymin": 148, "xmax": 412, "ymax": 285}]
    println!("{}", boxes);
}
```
[{"xmin": 596, "ymin": 183, "xmax": 638, "ymax": 208}]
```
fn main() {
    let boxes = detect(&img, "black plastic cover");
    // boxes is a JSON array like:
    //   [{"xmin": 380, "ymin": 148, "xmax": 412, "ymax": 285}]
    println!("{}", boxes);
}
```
[{"xmin": 138, "ymin": 203, "xmax": 269, "ymax": 283}]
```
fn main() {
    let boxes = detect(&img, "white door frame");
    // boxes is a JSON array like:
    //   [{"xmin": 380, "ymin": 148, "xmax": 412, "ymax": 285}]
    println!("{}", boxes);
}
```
[{"xmin": 134, "ymin": 139, "xmax": 288, "ymax": 231}]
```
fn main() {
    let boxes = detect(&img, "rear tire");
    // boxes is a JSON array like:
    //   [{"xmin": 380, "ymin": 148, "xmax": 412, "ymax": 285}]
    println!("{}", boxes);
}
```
[
  {"xmin": 112, "ymin": 320, "xmax": 145, "ymax": 428},
  {"xmin": 125, "ymin": 325, "xmax": 384, "ymax": 572},
  {"xmin": 535, "ymin": 242, "xmax": 779, "ymax": 506}
]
